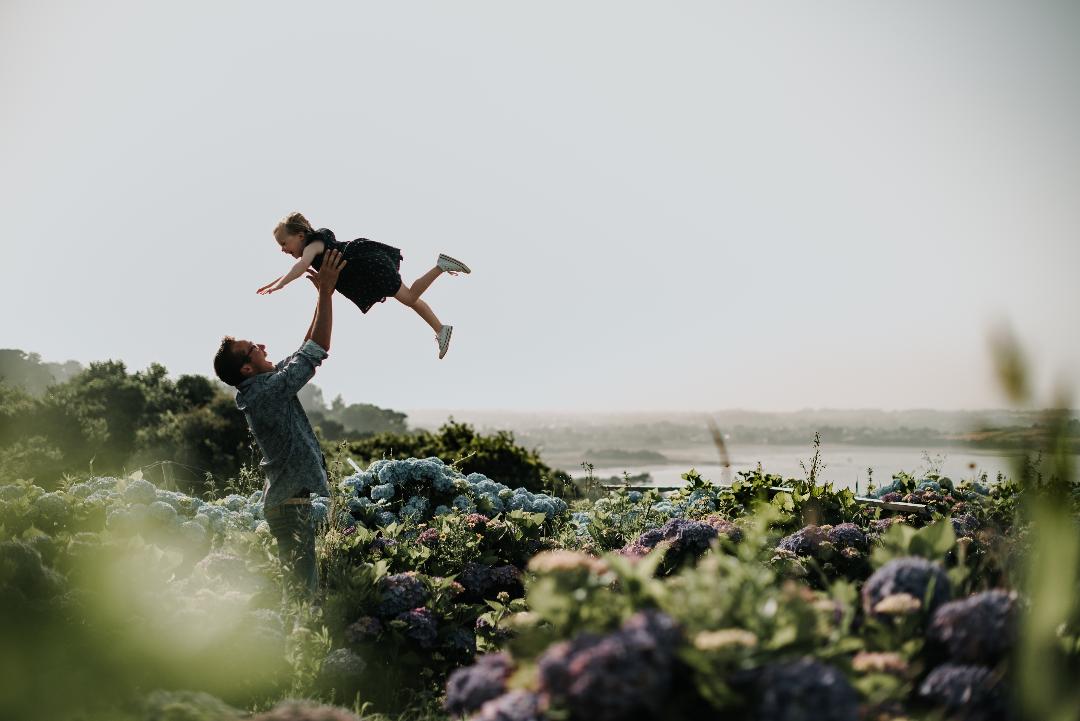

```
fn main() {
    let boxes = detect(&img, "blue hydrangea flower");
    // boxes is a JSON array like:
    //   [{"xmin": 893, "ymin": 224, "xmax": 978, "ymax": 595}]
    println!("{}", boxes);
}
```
[
  {"xmin": 401, "ymin": 495, "xmax": 430, "ymax": 520},
  {"xmin": 147, "ymin": 500, "xmax": 179, "ymax": 526},
  {"xmin": 651, "ymin": 501, "xmax": 676, "ymax": 517},
  {"xmin": 32, "ymin": 493, "xmax": 68, "ymax": 528},
  {"xmin": 178, "ymin": 520, "xmax": 208, "ymax": 545},
  {"xmin": 371, "ymin": 483, "xmax": 395, "ymax": 501},
  {"xmin": 453, "ymin": 495, "xmax": 477, "ymax": 513},
  {"xmin": 377, "ymin": 462, "xmax": 403, "ymax": 486},
  {"xmin": 69, "ymin": 483, "xmax": 93, "ymax": 499},
  {"xmin": 123, "ymin": 479, "xmax": 158, "ymax": 506},
  {"xmin": 476, "ymin": 493, "xmax": 505, "ymax": 515},
  {"xmin": 413, "ymin": 459, "xmax": 445, "ymax": 482}
]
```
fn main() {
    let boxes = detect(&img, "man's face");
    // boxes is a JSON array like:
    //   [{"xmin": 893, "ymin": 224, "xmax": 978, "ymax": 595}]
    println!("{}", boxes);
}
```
[{"xmin": 235, "ymin": 339, "xmax": 275, "ymax": 378}]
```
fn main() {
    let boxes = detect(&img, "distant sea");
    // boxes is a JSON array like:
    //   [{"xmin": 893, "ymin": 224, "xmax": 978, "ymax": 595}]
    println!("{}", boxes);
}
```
[{"xmin": 565, "ymin": 443, "xmax": 1079, "ymax": 493}]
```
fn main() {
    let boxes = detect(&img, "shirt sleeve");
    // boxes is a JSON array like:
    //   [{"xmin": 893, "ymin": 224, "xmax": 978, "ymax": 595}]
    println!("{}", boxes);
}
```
[{"xmin": 267, "ymin": 340, "xmax": 328, "ymax": 396}]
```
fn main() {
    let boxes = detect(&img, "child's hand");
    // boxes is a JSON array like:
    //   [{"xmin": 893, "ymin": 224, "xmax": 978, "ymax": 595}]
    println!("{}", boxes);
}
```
[{"xmin": 256, "ymin": 279, "xmax": 279, "ymax": 295}]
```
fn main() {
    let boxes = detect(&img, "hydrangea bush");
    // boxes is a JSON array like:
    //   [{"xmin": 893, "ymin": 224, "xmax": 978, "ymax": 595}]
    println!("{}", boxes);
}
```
[
  {"xmin": 339, "ymin": 457, "xmax": 567, "ymax": 529},
  {"xmin": 1, "ymin": 453, "xmax": 1070, "ymax": 721}
]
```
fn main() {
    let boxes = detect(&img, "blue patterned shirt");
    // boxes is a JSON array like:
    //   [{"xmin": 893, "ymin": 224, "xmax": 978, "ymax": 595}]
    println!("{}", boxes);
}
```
[{"xmin": 235, "ymin": 340, "xmax": 330, "ymax": 509}]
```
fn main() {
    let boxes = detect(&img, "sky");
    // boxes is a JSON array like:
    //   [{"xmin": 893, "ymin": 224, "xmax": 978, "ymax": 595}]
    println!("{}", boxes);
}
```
[{"xmin": 2, "ymin": 1, "xmax": 1078, "ymax": 413}]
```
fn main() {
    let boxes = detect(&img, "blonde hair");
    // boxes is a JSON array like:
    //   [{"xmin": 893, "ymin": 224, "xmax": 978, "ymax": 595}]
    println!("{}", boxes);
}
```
[{"xmin": 274, "ymin": 212, "xmax": 314, "ymax": 238}]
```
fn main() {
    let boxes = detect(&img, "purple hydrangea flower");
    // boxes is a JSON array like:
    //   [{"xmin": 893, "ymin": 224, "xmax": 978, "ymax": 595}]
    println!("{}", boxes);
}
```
[
  {"xmin": 702, "ymin": 515, "xmax": 744, "ymax": 543},
  {"xmin": 318, "ymin": 648, "xmax": 367, "ymax": 687},
  {"xmin": 418, "ymin": 528, "xmax": 440, "ymax": 546},
  {"xmin": 870, "ymin": 517, "xmax": 901, "ymax": 536},
  {"xmin": 371, "ymin": 537, "xmax": 398, "ymax": 554},
  {"xmin": 490, "ymin": 564, "xmax": 523, "ymax": 588},
  {"xmin": 445, "ymin": 652, "xmax": 514, "ymax": 715},
  {"xmin": 345, "ymin": 616, "xmax": 383, "ymax": 645},
  {"xmin": 918, "ymin": 664, "xmax": 1002, "ymax": 720},
  {"xmin": 446, "ymin": 627, "xmax": 477, "ymax": 657},
  {"xmin": 928, "ymin": 590, "xmax": 1017, "ymax": 664},
  {"xmin": 460, "ymin": 563, "xmax": 494, "ymax": 597},
  {"xmin": 826, "ymin": 523, "xmax": 868, "ymax": 551},
  {"xmin": 633, "ymin": 528, "xmax": 665, "ymax": 550},
  {"xmin": 537, "ymin": 611, "xmax": 680, "ymax": 721},
  {"xmin": 472, "ymin": 691, "xmax": 545, "ymax": 721},
  {"xmin": 622, "ymin": 518, "xmax": 719, "ymax": 562},
  {"xmin": 465, "ymin": 513, "xmax": 490, "ymax": 530},
  {"xmin": 662, "ymin": 518, "xmax": 719, "ymax": 552},
  {"xmin": 862, "ymin": 557, "xmax": 951, "ymax": 619},
  {"xmin": 950, "ymin": 513, "xmax": 980, "ymax": 538},
  {"xmin": 396, "ymin": 607, "xmax": 438, "ymax": 648},
  {"xmin": 377, "ymin": 572, "xmax": 429, "ymax": 617},
  {"xmin": 755, "ymin": 658, "xmax": 859, "ymax": 721},
  {"xmin": 776, "ymin": 525, "xmax": 829, "ymax": 557},
  {"xmin": 460, "ymin": 563, "xmax": 522, "ymax": 600}
]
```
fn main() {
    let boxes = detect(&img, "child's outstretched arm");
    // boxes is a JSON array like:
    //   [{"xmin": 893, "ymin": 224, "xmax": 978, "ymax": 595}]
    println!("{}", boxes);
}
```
[{"xmin": 257, "ymin": 241, "xmax": 325, "ymax": 295}]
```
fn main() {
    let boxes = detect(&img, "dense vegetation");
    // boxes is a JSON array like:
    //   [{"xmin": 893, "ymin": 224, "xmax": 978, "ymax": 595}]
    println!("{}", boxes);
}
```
[
  {"xmin": 3, "ymin": 434, "xmax": 1077, "ymax": 721},
  {"xmin": 3, "ymin": 343, "xmax": 1077, "ymax": 721}
]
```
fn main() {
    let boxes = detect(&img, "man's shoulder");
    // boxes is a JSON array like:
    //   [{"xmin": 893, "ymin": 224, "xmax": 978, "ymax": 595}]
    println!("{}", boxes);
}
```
[{"xmin": 236, "ymin": 372, "xmax": 275, "ymax": 400}]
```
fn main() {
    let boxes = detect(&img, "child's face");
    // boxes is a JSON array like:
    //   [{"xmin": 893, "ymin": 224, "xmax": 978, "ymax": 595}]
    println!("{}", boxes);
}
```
[{"xmin": 274, "ymin": 228, "xmax": 305, "ymax": 259}]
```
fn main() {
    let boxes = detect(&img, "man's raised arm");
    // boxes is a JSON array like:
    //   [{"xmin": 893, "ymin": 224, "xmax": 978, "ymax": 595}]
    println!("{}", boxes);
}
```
[{"xmin": 306, "ymin": 249, "xmax": 346, "ymax": 353}]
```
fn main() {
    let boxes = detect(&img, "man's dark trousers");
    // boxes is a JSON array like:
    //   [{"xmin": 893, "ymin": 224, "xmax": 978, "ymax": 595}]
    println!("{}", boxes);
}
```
[{"xmin": 264, "ymin": 500, "xmax": 318, "ymax": 604}]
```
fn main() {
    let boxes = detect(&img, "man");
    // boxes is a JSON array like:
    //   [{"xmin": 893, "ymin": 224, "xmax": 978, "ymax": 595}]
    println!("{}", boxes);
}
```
[{"xmin": 212, "ymin": 249, "xmax": 346, "ymax": 604}]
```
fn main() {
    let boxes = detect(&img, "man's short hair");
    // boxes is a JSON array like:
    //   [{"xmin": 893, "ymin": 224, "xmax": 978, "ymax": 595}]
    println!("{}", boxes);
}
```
[{"xmin": 213, "ymin": 336, "xmax": 247, "ymax": 387}]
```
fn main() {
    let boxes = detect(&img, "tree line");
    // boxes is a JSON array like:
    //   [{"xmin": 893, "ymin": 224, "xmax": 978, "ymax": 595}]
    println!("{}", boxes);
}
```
[{"xmin": 0, "ymin": 349, "xmax": 569, "ymax": 496}]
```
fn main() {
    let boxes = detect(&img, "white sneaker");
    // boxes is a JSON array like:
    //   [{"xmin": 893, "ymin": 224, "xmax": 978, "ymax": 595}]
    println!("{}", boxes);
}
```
[
  {"xmin": 437, "ymin": 253, "xmax": 471, "ymax": 275},
  {"xmin": 437, "ymin": 325, "xmax": 453, "ymax": 359}
]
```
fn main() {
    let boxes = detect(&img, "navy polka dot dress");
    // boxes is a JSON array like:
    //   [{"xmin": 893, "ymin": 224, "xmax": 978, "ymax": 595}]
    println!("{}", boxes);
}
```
[{"xmin": 306, "ymin": 228, "xmax": 404, "ymax": 314}]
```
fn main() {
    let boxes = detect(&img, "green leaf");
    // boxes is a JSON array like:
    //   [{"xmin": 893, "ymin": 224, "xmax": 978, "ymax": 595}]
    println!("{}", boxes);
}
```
[
  {"xmin": 771, "ymin": 492, "xmax": 795, "ymax": 513},
  {"xmin": 909, "ymin": 519, "xmax": 955, "ymax": 559}
]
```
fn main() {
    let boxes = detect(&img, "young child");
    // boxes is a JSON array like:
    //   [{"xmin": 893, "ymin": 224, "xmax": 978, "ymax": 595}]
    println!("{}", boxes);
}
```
[{"xmin": 258, "ymin": 212, "xmax": 470, "ymax": 359}]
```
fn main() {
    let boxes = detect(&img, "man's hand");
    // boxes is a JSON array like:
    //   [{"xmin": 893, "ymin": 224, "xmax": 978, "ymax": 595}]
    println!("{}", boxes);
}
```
[{"xmin": 305, "ymin": 250, "xmax": 346, "ymax": 296}]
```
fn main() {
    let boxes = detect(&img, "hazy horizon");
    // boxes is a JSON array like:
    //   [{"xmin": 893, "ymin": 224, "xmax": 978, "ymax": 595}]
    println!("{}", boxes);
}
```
[{"xmin": 4, "ymin": 2, "xmax": 1078, "ymax": 412}]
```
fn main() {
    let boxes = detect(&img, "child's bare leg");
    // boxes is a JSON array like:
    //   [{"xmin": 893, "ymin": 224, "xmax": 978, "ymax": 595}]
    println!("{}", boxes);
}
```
[
  {"xmin": 407, "ymin": 266, "xmax": 443, "ymax": 299},
  {"xmin": 394, "ymin": 283, "xmax": 443, "ymax": 333}
]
